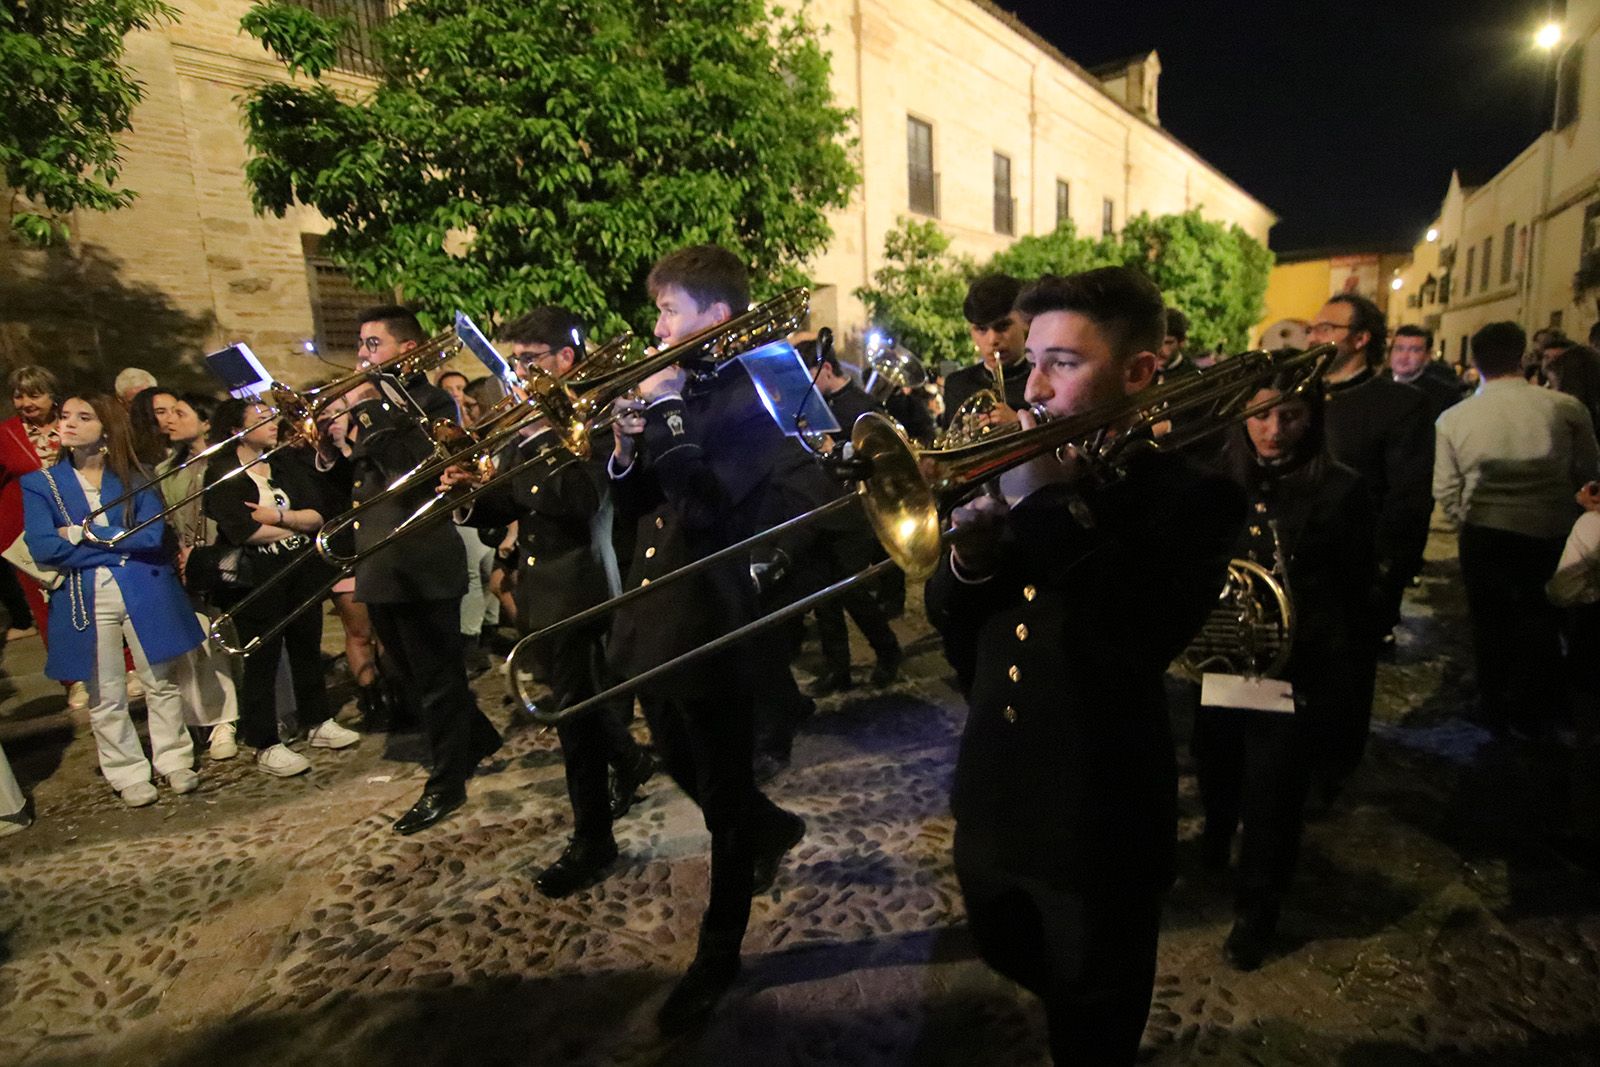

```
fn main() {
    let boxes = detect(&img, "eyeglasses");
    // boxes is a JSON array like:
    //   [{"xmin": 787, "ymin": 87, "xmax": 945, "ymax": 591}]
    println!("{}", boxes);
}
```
[
  {"xmin": 515, "ymin": 349, "xmax": 558, "ymax": 366},
  {"xmin": 358, "ymin": 336, "xmax": 385, "ymax": 351}
]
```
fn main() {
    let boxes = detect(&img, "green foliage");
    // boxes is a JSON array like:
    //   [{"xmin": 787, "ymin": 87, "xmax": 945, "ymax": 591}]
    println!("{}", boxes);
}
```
[
  {"xmin": 853, "ymin": 217, "xmax": 975, "ymax": 368},
  {"xmin": 2, "ymin": 0, "xmax": 177, "ymax": 243},
  {"xmin": 239, "ymin": 1, "xmax": 343, "ymax": 79},
  {"xmin": 240, "ymin": 0, "xmax": 858, "ymax": 337},
  {"xmin": 858, "ymin": 209, "xmax": 1273, "ymax": 368}
]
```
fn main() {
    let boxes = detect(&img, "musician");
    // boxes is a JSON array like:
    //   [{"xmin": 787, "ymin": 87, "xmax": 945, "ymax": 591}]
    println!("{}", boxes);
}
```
[
  {"xmin": 450, "ymin": 306, "xmax": 654, "ymax": 898},
  {"xmin": 343, "ymin": 305, "xmax": 502, "ymax": 834},
  {"xmin": 927, "ymin": 268, "xmax": 1244, "ymax": 1064},
  {"xmin": 940, "ymin": 273, "xmax": 1030, "ymax": 429},
  {"xmin": 1157, "ymin": 306, "xmax": 1199, "ymax": 382},
  {"xmin": 1196, "ymin": 373, "xmax": 1375, "ymax": 971},
  {"xmin": 1310, "ymin": 294, "xmax": 1431, "ymax": 774},
  {"xmin": 607, "ymin": 245, "xmax": 808, "ymax": 1034}
]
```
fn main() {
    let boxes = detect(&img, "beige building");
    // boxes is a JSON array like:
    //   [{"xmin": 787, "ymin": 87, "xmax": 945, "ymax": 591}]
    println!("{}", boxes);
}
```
[
  {"xmin": 1, "ymin": 0, "xmax": 1273, "ymax": 388},
  {"xmin": 1391, "ymin": 0, "xmax": 1600, "ymax": 364}
]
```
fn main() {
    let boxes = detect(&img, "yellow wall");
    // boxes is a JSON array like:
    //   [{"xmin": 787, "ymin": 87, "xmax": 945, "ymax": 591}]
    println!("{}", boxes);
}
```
[{"xmin": 1257, "ymin": 260, "xmax": 1330, "ymax": 342}]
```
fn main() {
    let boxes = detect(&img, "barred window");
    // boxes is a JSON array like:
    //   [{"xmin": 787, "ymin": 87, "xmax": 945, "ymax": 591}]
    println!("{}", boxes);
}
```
[
  {"xmin": 289, "ymin": 0, "xmax": 388, "ymax": 78},
  {"xmin": 1055, "ymin": 180, "xmax": 1070, "ymax": 228},
  {"xmin": 993, "ymin": 152, "xmax": 1015, "ymax": 236},
  {"xmin": 302, "ymin": 235, "xmax": 390, "ymax": 356},
  {"xmin": 907, "ymin": 117, "xmax": 938, "ymax": 217}
]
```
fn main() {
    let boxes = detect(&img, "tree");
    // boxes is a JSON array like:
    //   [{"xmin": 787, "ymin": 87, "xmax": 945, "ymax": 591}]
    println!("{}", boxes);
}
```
[
  {"xmin": 853, "ymin": 217, "xmax": 974, "ymax": 368},
  {"xmin": 2, "ymin": 0, "xmax": 177, "ymax": 243},
  {"xmin": 239, "ymin": 0, "xmax": 858, "ymax": 337}
]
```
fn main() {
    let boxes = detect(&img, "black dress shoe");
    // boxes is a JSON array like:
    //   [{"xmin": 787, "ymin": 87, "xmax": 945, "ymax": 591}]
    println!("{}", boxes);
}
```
[
  {"xmin": 392, "ymin": 788, "xmax": 466, "ymax": 835},
  {"xmin": 536, "ymin": 836, "xmax": 619, "ymax": 898},
  {"xmin": 868, "ymin": 648, "xmax": 903, "ymax": 687},
  {"xmin": 610, "ymin": 752, "xmax": 657, "ymax": 820},
  {"xmin": 657, "ymin": 954, "xmax": 740, "ymax": 1036},
  {"xmin": 808, "ymin": 669, "xmax": 853, "ymax": 697},
  {"xmin": 1223, "ymin": 911, "xmax": 1276, "ymax": 972},
  {"xmin": 752, "ymin": 810, "xmax": 806, "ymax": 895}
]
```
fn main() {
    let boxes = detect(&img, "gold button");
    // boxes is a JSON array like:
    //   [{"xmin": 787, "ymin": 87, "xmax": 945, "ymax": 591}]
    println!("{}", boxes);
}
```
[
  {"xmin": 1015, "ymin": 624, "xmax": 1029, "ymax": 641},
  {"xmin": 353, "ymin": 480, "xmax": 363, "ymax": 489},
  {"xmin": 645, "ymin": 546, "xmax": 656, "ymax": 559},
  {"xmin": 1023, "ymin": 584, "xmax": 1037, "ymax": 601},
  {"xmin": 655, "ymin": 517, "xmax": 665, "ymax": 529},
  {"xmin": 640, "ymin": 578, "xmax": 650, "ymax": 587},
  {"xmin": 1002, "ymin": 705, "xmax": 1018, "ymax": 723},
  {"xmin": 1253, "ymin": 502, "xmax": 1267, "ymax": 513},
  {"xmin": 1008, "ymin": 665, "xmax": 1021, "ymax": 683},
  {"xmin": 352, "ymin": 520, "xmax": 361, "ymax": 531},
  {"xmin": 1249, "ymin": 525, "xmax": 1262, "ymax": 536},
  {"xmin": 526, "ymin": 555, "xmax": 536, "ymax": 566},
  {"xmin": 530, "ymin": 485, "xmax": 539, "ymax": 494}
]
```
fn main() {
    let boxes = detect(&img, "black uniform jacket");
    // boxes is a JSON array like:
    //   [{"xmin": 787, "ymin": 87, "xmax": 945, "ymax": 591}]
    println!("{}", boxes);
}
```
[
  {"xmin": 940, "ymin": 359, "xmax": 1031, "ymax": 430},
  {"xmin": 824, "ymin": 381, "xmax": 876, "ymax": 439},
  {"xmin": 1386, "ymin": 362, "xmax": 1466, "ymax": 421},
  {"xmin": 927, "ymin": 450, "xmax": 1245, "ymax": 892},
  {"xmin": 1323, "ymin": 368, "xmax": 1434, "ymax": 574},
  {"xmin": 609, "ymin": 363, "xmax": 825, "ymax": 696},
  {"xmin": 461, "ymin": 428, "xmax": 611, "ymax": 636},
  {"xmin": 1230, "ymin": 458, "xmax": 1375, "ymax": 712},
  {"xmin": 345, "ymin": 373, "xmax": 467, "ymax": 604}
]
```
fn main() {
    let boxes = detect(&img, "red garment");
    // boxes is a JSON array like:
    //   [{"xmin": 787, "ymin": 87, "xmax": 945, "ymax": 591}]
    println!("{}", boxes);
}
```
[{"xmin": 1, "ymin": 415, "xmax": 57, "ymax": 635}]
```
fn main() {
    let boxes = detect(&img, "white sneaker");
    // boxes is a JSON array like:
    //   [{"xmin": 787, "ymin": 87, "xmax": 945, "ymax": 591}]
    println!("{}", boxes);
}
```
[
  {"xmin": 66, "ymin": 681, "xmax": 90, "ymax": 711},
  {"xmin": 209, "ymin": 722, "xmax": 238, "ymax": 760},
  {"xmin": 255, "ymin": 744, "xmax": 310, "ymax": 777},
  {"xmin": 167, "ymin": 769, "xmax": 200, "ymax": 794},
  {"xmin": 119, "ymin": 781, "xmax": 159, "ymax": 807},
  {"xmin": 124, "ymin": 671, "xmax": 144, "ymax": 702},
  {"xmin": 307, "ymin": 719, "xmax": 360, "ymax": 750}
]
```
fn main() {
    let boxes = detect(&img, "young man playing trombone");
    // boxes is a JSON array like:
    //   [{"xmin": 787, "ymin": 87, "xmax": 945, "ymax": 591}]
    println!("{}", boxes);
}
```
[{"xmin": 927, "ymin": 268, "xmax": 1244, "ymax": 1064}]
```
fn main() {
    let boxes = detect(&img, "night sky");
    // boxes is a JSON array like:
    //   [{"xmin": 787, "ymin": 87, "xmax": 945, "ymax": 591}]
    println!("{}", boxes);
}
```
[{"xmin": 999, "ymin": 0, "xmax": 1563, "ymax": 252}]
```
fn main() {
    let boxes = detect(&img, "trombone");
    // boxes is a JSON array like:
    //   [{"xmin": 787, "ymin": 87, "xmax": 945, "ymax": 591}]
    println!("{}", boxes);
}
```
[
  {"xmin": 509, "ymin": 343, "xmax": 1336, "ymax": 726},
  {"xmin": 80, "ymin": 327, "xmax": 467, "ymax": 547}
]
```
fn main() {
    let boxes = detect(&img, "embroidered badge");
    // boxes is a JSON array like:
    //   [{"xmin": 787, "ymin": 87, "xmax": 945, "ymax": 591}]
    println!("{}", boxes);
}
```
[
  {"xmin": 358, "ymin": 411, "xmax": 373, "ymax": 428},
  {"xmin": 666, "ymin": 413, "xmax": 685, "ymax": 436}
]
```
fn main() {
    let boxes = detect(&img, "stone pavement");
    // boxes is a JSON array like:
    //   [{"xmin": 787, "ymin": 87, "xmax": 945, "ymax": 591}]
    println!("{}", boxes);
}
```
[{"xmin": 2, "ymin": 523, "xmax": 1599, "ymax": 1066}]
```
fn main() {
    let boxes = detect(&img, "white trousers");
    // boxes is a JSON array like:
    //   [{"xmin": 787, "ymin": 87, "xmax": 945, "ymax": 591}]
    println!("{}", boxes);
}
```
[
  {"xmin": 172, "ymin": 611, "xmax": 240, "ymax": 728},
  {"xmin": 0, "ymin": 741, "xmax": 23, "ymax": 818},
  {"xmin": 457, "ymin": 526, "xmax": 497, "ymax": 635},
  {"xmin": 86, "ymin": 570, "xmax": 194, "ymax": 790}
]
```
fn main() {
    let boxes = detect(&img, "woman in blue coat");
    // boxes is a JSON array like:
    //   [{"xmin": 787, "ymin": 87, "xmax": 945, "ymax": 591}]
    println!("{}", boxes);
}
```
[{"xmin": 21, "ymin": 394, "xmax": 205, "ymax": 807}]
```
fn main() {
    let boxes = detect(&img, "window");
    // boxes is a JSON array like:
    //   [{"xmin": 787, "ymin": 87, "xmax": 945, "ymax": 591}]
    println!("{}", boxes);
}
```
[
  {"xmin": 1481, "ymin": 236, "xmax": 1492, "ymax": 291},
  {"xmin": 1584, "ymin": 202, "xmax": 1600, "ymax": 255},
  {"xmin": 993, "ymin": 152, "xmax": 1015, "ymax": 235},
  {"xmin": 1460, "ymin": 335, "xmax": 1470, "ymax": 365},
  {"xmin": 907, "ymin": 117, "xmax": 938, "ymax": 217},
  {"xmin": 289, "ymin": 0, "xmax": 388, "ymax": 77},
  {"xmin": 1556, "ymin": 43, "xmax": 1584, "ymax": 129},
  {"xmin": 1501, "ymin": 223, "xmax": 1515, "ymax": 284},
  {"xmin": 302, "ymin": 235, "xmax": 389, "ymax": 354},
  {"xmin": 1464, "ymin": 246, "xmax": 1475, "ymax": 296},
  {"xmin": 1055, "ymin": 180, "xmax": 1070, "ymax": 228},
  {"xmin": 1102, "ymin": 198, "xmax": 1115, "ymax": 237}
]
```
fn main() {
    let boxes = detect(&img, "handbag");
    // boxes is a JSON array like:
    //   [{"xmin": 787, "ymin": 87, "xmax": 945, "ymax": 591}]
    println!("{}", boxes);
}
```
[
  {"xmin": 184, "ymin": 544, "xmax": 256, "ymax": 596},
  {"xmin": 2, "ymin": 530, "xmax": 62, "ymax": 590}
]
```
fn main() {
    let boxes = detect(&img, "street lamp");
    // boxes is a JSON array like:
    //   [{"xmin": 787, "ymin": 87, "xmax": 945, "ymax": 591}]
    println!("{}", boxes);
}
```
[
  {"xmin": 1425, "ymin": 227, "xmax": 1439, "ymax": 243},
  {"xmin": 1390, "ymin": 277, "xmax": 1403, "ymax": 291},
  {"xmin": 1535, "ymin": 22, "xmax": 1562, "ymax": 51}
]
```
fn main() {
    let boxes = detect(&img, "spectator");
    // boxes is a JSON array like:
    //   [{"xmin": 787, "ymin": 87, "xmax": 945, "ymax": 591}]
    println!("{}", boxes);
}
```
[
  {"xmin": 437, "ymin": 369, "xmax": 469, "ymax": 422},
  {"xmin": 1547, "ymin": 481, "xmax": 1600, "ymax": 870},
  {"xmin": 113, "ymin": 367, "xmax": 158, "ymax": 408},
  {"xmin": 0, "ymin": 740, "xmax": 30, "ymax": 837},
  {"xmin": 1, "ymin": 366, "xmax": 62, "ymax": 649},
  {"xmin": 1197, "ymin": 372, "xmax": 1375, "ymax": 970},
  {"xmin": 1385, "ymin": 325, "xmax": 1464, "ymax": 419},
  {"xmin": 204, "ymin": 399, "xmax": 360, "ymax": 776},
  {"xmin": 1545, "ymin": 344, "xmax": 1600, "ymax": 431},
  {"xmin": 20, "ymin": 394, "xmax": 203, "ymax": 807},
  {"xmin": 127, "ymin": 386, "xmax": 174, "ymax": 467},
  {"xmin": 1434, "ymin": 321, "xmax": 1600, "ymax": 738},
  {"xmin": 1158, "ymin": 306, "xmax": 1198, "ymax": 381}
]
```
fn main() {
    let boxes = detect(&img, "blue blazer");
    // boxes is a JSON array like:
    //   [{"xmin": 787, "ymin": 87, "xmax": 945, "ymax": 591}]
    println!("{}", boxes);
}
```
[{"xmin": 20, "ymin": 463, "xmax": 204, "ymax": 681}]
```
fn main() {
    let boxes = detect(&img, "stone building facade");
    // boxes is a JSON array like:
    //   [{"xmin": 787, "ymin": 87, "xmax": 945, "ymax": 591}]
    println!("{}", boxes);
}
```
[
  {"xmin": 2, "ymin": 0, "xmax": 1273, "ymax": 388},
  {"xmin": 1391, "ymin": 0, "xmax": 1600, "ymax": 365}
]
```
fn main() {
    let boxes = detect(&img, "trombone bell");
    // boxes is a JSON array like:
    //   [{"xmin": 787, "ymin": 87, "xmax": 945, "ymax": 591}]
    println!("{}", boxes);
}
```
[{"xmin": 851, "ymin": 413, "xmax": 943, "ymax": 581}]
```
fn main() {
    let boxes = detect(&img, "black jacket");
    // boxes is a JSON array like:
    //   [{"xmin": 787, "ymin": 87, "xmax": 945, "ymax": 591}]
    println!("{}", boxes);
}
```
[
  {"xmin": 824, "ymin": 381, "xmax": 876, "ymax": 439},
  {"xmin": 940, "ymin": 360, "xmax": 1030, "ymax": 430},
  {"xmin": 203, "ymin": 446, "xmax": 330, "ymax": 548},
  {"xmin": 462, "ymin": 428, "xmax": 611, "ymax": 636},
  {"xmin": 1323, "ymin": 368, "xmax": 1434, "ymax": 573},
  {"xmin": 346, "ymin": 373, "xmax": 467, "ymax": 604},
  {"xmin": 927, "ymin": 451, "xmax": 1245, "ymax": 891},
  {"xmin": 1387, "ymin": 362, "xmax": 1466, "ymax": 421}
]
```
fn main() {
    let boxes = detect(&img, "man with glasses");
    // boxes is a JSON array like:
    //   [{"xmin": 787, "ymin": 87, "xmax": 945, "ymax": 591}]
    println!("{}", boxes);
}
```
[
  {"xmin": 451, "ymin": 306, "xmax": 655, "ymax": 897},
  {"xmin": 342, "ymin": 304, "xmax": 502, "ymax": 834},
  {"xmin": 1308, "ymin": 294, "xmax": 1433, "ymax": 789}
]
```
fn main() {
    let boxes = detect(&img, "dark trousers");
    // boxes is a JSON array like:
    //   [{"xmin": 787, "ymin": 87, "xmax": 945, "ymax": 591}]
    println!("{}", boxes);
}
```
[
  {"xmin": 544, "ymin": 625, "xmax": 643, "ymax": 843},
  {"xmin": 1563, "ymin": 603, "xmax": 1600, "ymax": 840},
  {"xmin": 216, "ymin": 550, "xmax": 330, "ymax": 750},
  {"xmin": 1459, "ymin": 524, "xmax": 1567, "ymax": 734},
  {"xmin": 0, "ymin": 562, "xmax": 32, "ymax": 629},
  {"xmin": 368, "ymin": 597, "xmax": 499, "ymax": 793},
  {"xmin": 640, "ymin": 688, "xmax": 791, "ymax": 957},
  {"xmin": 815, "ymin": 583, "xmax": 900, "ymax": 674},
  {"xmin": 954, "ymin": 828, "xmax": 1163, "ymax": 1066},
  {"xmin": 1192, "ymin": 707, "xmax": 1312, "ymax": 917}
]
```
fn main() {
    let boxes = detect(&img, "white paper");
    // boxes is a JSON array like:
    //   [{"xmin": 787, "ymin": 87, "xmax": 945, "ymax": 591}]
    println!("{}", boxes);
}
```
[{"xmin": 1200, "ymin": 672, "xmax": 1295, "ymax": 714}]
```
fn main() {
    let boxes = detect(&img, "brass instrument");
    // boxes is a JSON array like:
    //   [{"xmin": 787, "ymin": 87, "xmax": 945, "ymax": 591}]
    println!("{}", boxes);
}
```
[
  {"xmin": 861, "ymin": 337, "xmax": 926, "ymax": 406},
  {"xmin": 80, "ymin": 328, "xmax": 466, "ymax": 547},
  {"xmin": 508, "ymin": 343, "xmax": 1336, "ymax": 726},
  {"xmin": 1176, "ymin": 537, "xmax": 1295, "ymax": 681},
  {"xmin": 933, "ymin": 388, "xmax": 1010, "ymax": 448}
]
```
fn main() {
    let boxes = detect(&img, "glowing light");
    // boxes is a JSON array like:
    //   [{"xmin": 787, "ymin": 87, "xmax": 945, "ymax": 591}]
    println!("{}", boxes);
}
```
[
  {"xmin": 1425, "ymin": 227, "xmax": 1439, "ymax": 243},
  {"xmin": 301, "ymin": 340, "xmax": 318, "ymax": 353},
  {"xmin": 868, "ymin": 330, "xmax": 885, "ymax": 351},
  {"xmin": 1535, "ymin": 22, "xmax": 1562, "ymax": 50},
  {"xmin": 1390, "ymin": 277, "xmax": 1404, "ymax": 291}
]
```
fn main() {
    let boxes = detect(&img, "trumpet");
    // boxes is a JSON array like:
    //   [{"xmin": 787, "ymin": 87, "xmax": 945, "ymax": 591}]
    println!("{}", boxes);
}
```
[
  {"xmin": 80, "ymin": 328, "xmax": 466, "ymax": 547},
  {"xmin": 507, "ymin": 343, "xmax": 1336, "ymax": 726}
]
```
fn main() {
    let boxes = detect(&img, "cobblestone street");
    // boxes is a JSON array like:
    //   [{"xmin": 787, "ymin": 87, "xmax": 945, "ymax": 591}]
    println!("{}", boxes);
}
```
[{"xmin": 2, "ymin": 521, "xmax": 1599, "ymax": 1066}]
